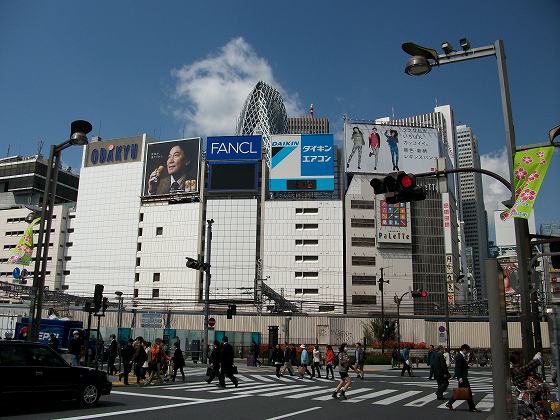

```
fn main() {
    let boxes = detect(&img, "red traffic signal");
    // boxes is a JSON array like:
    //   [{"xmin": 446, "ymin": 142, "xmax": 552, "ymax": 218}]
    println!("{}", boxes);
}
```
[
  {"xmin": 411, "ymin": 290, "xmax": 428, "ymax": 298},
  {"xmin": 370, "ymin": 172, "xmax": 426, "ymax": 203}
]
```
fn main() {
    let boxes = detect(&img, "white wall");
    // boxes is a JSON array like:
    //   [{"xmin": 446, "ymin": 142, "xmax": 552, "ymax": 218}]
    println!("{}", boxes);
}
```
[{"xmin": 263, "ymin": 200, "xmax": 344, "ymax": 312}]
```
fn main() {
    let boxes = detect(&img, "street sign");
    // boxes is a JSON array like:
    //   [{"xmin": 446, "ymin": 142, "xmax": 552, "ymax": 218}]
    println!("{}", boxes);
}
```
[
  {"xmin": 12, "ymin": 267, "xmax": 20, "ymax": 279},
  {"xmin": 208, "ymin": 317, "xmax": 216, "ymax": 328},
  {"xmin": 438, "ymin": 325, "xmax": 447, "ymax": 344},
  {"xmin": 140, "ymin": 312, "xmax": 163, "ymax": 328}
]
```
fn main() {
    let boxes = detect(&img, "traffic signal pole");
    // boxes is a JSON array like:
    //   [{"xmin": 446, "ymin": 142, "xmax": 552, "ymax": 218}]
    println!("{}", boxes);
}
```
[{"xmin": 202, "ymin": 219, "xmax": 214, "ymax": 365}]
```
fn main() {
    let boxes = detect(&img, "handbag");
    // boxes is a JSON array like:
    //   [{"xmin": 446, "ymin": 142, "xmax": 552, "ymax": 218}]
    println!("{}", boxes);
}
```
[
  {"xmin": 206, "ymin": 366, "xmax": 213, "ymax": 377},
  {"xmin": 232, "ymin": 365, "xmax": 238, "ymax": 374},
  {"xmin": 452, "ymin": 387, "xmax": 471, "ymax": 400}
]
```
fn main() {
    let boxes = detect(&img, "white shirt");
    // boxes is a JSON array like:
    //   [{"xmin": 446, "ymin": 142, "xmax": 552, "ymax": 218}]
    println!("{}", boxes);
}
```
[{"xmin": 313, "ymin": 349, "xmax": 320, "ymax": 363}]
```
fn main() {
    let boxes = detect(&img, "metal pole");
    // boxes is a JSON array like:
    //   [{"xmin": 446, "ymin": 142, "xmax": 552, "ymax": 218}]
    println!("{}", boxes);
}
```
[
  {"xmin": 96, "ymin": 315, "xmax": 101, "ymax": 371},
  {"xmin": 84, "ymin": 309, "xmax": 93, "ymax": 366},
  {"xmin": 548, "ymin": 306, "xmax": 560, "ymax": 403},
  {"xmin": 380, "ymin": 267, "xmax": 385, "ymax": 355},
  {"xmin": 445, "ymin": 287, "xmax": 451, "ymax": 351},
  {"xmin": 202, "ymin": 219, "xmax": 214, "ymax": 364},
  {"xmin": 485, "ymin": 258, "xmax": 512, "ymax": 419},
  {"xmin": 495, "ymin": 39, "xmax": 534, "ymax": 361},
  {"xmin": 396, "ymin": 297, "xmax": 401, "ymax": 351},
  {"xmin": 28, "ymin": 145, "xmax": 56, "ymax": 342},
  {"xmin": 116, "ymin": 294, "xmax": 123, "ymax": 372}
]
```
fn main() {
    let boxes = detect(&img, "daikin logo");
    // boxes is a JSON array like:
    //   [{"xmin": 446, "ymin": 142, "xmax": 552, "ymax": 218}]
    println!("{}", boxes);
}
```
[{"xmin": 271, "ymin": 141, "xmax": 299, "ymax": 147}]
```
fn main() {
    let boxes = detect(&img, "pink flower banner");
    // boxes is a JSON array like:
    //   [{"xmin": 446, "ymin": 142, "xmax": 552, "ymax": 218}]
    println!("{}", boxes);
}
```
[
  {"xmin": 500, "ymin": 146, "xmax": 554, "ymax": 221},
  {"xmin": 8, "ymin": 217, "xmax": 41, "ymax": 265}
]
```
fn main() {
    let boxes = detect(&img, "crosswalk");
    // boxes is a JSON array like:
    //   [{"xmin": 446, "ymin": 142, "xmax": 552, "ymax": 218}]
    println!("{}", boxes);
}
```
[{"xmin": 160, "ymin": 372, "xmax": 495, "ymax": 411}]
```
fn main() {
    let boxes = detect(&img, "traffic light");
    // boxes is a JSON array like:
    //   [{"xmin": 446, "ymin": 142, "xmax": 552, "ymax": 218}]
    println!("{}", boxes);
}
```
[
  {"xmin": 226, "ymin": 304, "xmax": 237, "ymax": 319},
  {"xmin": 411, "ymin": 290, "xmax": 428, "ymax": 298},
  {"xmin": 370, "ymin": 172, "xmax": 426, "ymax": 204},
  {"xmin": 186, "ymin": 257, "xmax": 210, "ymax": 271},
  {"xmin": 551, "ymin": 242, "xmax": 560, "ymax": 269},
  {"xmin": 93, "ymin": 284, "xmax": 104, "ymax": 313},
  {"xmin": 102, "ymin": 297, "xmax": 109, "ymax": 314}
]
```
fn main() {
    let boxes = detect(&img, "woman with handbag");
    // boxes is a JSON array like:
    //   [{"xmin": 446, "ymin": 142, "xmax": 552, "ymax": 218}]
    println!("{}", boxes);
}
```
[
  {"xmin": 206, "ymin": 340, "xmax": 221, "ymax": 384},
  {"xmin": 446, "ymin": 344, "xmax": 480, "ymax": 412}
]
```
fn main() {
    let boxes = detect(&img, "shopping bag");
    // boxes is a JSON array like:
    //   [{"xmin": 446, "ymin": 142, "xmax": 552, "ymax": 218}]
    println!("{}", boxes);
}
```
[{"xmin": 452, "ymin": 387, "xmax": 471, "ymax": 400}]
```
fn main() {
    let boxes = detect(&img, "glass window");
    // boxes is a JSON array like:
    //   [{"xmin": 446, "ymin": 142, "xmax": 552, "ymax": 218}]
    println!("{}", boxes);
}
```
[
  {"xmin": 0, "ymin": 345, "xmax": 27, "ymax": 366},
  {"xmin": 27, "ymin": 346, "xmax": 67, "ymax": 367},
  {"xmin": 152, "ymin": 289, "xmax": 160, "ymax": 298},
  {"xmin": 153, "ymin": 273, "xmax": 160, "ymax": 282},
  {"xmin": 156, "ymin": 227, "xmax": 163, "ymax": 236},
  {"xmin": 352, "ymin": 295, "xmax": 377, "ymax": 305}
]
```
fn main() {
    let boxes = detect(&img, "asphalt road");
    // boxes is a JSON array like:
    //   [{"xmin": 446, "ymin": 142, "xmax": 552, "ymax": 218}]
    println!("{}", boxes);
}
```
[{"xmin": 3, "ymin": 367, "xmax": 494, "ymax": 419}]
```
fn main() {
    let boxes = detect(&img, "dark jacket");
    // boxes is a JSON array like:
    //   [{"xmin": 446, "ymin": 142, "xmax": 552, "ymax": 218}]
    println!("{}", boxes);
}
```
[
  {"xmin": 109, "ymin": 340, "xmax": 118, "ymax": 358},
  {"xmin": 173, "ymin": 348, "xmax": 185, "ymax": 368},
  {"xmin": 220, "ymin": 342, "xmax": 234, "ymax": 369},
  {"xmin": 290, "ymin": 347, "xmax": 297, "ymax": 365},
  {"xmin": 68, "ymin": 337, "xmax": 82, "ymax": 356},
  {"xmin": 121, "ymin": 344, "xmax": 135, "ymax": 363},
  {"xmin": 133, "ymin": 344, "xmax": 148, "ymax": 365},
  {"xmin": 284, "ymin": 347, "xmax": 292, "ymax": 363},
  {"xmin": 454, "ymin": 352, "xmax": 469, "ymax": 381},
  {"xmin": 209, "ymin": 345, "xmax": 221, "ymax": 368},
  {"xmin": 272, "ymin": 348, "xmax": 284, "ymax": 364},
  {"xmin": 431, "ymin": 352, "xmax": 449, "ymax": 378}
]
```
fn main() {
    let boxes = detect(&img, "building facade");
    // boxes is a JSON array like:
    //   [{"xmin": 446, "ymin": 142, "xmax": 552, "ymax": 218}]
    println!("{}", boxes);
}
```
[{"xmin": 456, "ymin": 125, "xmax": 489, "ymax": 300}]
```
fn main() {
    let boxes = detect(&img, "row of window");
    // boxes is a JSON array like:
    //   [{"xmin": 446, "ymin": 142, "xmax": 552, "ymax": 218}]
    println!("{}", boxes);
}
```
[
  {"xmin": 351, "ymin": 256, "xmax": 376, "ymax": 266},
  {"xmin": 295, "ymin": 224, "xmax": 318, "ymax": 230},
  {"xmin": 138, "ymin": 227, "xmax": 164, "ymax": 237},
  {"xmin": 295, "ymin": 239, "xmax": 318, "ymax": 246},
  {"xmin": 133, "ymin": 288, "xmax": 159, "ymax": 298},
  {"xmin": 352, "ymin": 295, "xmax": 377, "ymax": 305},
  {"xmin": 3, "ymin": 243, "xmax": 54, "ymax": 249},
  {"xmin": 351, "ymin": 237, "xmax": 375, "ymax": 247},
  {"xmin": 294, "ymin": 272, "xmax": 318, "ymax": 279},
  {"xmin": 350, "ymin": 219, "xmax": 375, "ymax": 228},
  {"xmin": 4, "ymin": 229, "xmax": 56, "ymax": 236},
  {"xmin": 295, "ymin": 208, "xmax": 318, "ymax": 215},
  {"xmin": 5, "ymin": 215, "xmax": 58, "ymax": 223},
  {"xmin": 294, "ymin": 288, "xmax": 319, "ymax": 295},
  {"xmin": 352, "ymin": 275, "xmax": 376, "ymax": 285},
  {"xmin": 350, "ymin": 200, "xmax": 375, "ymax": 210},
  {"xmin": 295, "ymin": 255, "xmax": 318, "ymax": 262}
]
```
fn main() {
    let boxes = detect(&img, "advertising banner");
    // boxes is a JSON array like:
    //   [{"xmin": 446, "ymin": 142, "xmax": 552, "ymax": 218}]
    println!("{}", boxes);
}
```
[
  {"xmin": 269, "ymin": 134, "xmax": 334, "ymax": 191},
  {"xmin": 85, "ymin": 136, "xmax": 142, "ymax": 167},
  {"xmin": 446, "ymin": 254, "xmax": 455, "ymax": 305},
  {"xmin": 500, "ymin": 146, "xmax": 554, "ymax": 220},
  {"xmin": 344, "ymin": 122, "xmax": 439, "ymax": 174},
  {"xmin": 143, "ymin": 138, "xmax": 200, "ymax": 196},
  {"xmin": 375, "ymin": 196, "xmax": 411, "ymax": 244},
  {"xmin": 206, "ymin": 135, "xmax": 262, "ymax": 161}
]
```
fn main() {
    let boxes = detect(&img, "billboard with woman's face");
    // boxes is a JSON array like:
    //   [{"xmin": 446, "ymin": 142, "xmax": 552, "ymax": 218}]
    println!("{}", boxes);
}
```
[{"xmin": 143, "ymin": 138, "xmax": 201, "ymax": 196}]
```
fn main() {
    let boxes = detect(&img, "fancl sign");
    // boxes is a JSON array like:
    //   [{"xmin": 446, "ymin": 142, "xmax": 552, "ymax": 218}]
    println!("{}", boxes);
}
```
[
  {"xmin": 84, "ymin": 137, "xmax": 142, "ymax": 167},
  {"xmin": 206, "ymin": 135, "xmax": 262, "ymax": 161}
]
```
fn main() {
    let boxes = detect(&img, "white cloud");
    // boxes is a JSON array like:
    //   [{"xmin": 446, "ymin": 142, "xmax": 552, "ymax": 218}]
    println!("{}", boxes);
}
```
[
  {"xmin": 480, "ymin": 147, "xmax": 511, "ymax": 235},
  {"xmin": 170, "ymin": 37, "xmax": 302, "ymax": 137}
]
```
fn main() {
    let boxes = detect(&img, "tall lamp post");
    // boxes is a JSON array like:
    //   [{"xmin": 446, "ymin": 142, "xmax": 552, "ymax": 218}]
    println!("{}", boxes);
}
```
[
  {"xmin": 115, "ymin": 291, "xmax": 124, "ymax": 372},
  {"xmin": 401, "ymin": 38, "xmax": 534, "ymax": 362},
  {"xmin": 378, "ymin": 267, "xmax": 389, "ymax": 354},
  {"xmin": 394, "ymin": 291, "xmax": 410, "ymax": 351},
  {"xmin": 28, "ymin": 120, "xmax": 92, "ymax": 342}
]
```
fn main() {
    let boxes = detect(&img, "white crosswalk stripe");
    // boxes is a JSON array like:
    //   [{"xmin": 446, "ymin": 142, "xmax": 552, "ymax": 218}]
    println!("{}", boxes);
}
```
[
  {"xmin": 249, "ymin": 374, "xmax": 275, "ymax": 382},
  {"xmin": 475, "ymin": 393, "xmax": 494, "ymax": 411},
  {"xmin": 312, "ymin": 387, "xmax": 372, "ymax": 401},
  {"xmin": 260, "ymin": 385, "xmax": 322, "ymax": 397},
  {"xmin": 404, "ymin": 393, "xmax": 437, "ymax": 407},
  {"xmin": 342, "ymin": 389, "xmax": 398, "ymax": 403},
  {"xmin": 372, "ymin": 390, "xmax": 423, "ymax": 405}
]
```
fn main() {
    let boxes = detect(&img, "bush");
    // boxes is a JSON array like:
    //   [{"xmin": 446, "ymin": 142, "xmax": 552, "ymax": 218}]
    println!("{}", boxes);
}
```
[{"xmin": 364, "ymin": 353, "xmax": 392, "ymax": 365}]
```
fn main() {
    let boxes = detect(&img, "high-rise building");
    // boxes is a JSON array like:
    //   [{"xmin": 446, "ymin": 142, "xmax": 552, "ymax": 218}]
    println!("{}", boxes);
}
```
[
  {"xmin": 456, "ymin": 125, "xmax": 489, "ymax": 300},
  {"xmin": 288, "ymin": 105, "xmax": 329, "ymax": 134},
  {"xmin": 540, "ymin": 223, "xmax": 560, "ymax": 303},
  {"xmin": 0, "ymin": 154, "xmax": 79, "ymax": 208},
  {"xmin": 236, "ymin": 81, "xmax": 288, "ymax": 166}
]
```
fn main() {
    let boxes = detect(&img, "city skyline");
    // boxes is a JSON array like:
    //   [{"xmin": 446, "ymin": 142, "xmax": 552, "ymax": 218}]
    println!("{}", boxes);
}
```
[{"xmin": 1, "ymin": 1, "xmax": 558, "ymax": 234}]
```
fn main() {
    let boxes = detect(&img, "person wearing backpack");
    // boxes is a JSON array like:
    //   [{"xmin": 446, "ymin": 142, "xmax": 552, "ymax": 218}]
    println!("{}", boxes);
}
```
[
  {"xmin": 325, "ymin": 345, "xmax": 335, "ymax": 380},
  {"xmin": 332, "ymin": 343, "xmax": 352, "ymax": 400}
]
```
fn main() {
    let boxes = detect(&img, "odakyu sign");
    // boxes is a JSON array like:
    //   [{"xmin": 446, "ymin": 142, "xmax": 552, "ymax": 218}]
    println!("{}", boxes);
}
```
[
  {"xmin": 206, "ymin": 135, "xmax": 262, "ymax": 161},
  {"xmin": 84, "ymin": 137, "xmax": 143, "ymax": 167}
]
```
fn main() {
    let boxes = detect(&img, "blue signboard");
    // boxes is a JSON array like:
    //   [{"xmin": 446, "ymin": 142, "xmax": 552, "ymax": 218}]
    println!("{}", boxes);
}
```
[
  {"xmin": 206, "ymin": 135, "xmax": 262, "ymax": 161},
  {"xmin": 269, "ymin": 134, "xmax": 334, "ymax": 191}
]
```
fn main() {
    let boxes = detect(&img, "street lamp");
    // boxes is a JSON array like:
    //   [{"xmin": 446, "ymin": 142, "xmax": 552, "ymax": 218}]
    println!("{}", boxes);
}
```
[
  {"xmin": 28, "ymin": 120, "xmax": 92, "ymax": 342},
  {"xmin": 394, "ymin": 291, "xmax": 410, "ymax": 351},
  {"xmin": 115, "ymin": 291, "xmax": 124, "ymax": 371},
  {"xmin": 402, "ymin": 38, "xmax": 534, "ymax": 362}
]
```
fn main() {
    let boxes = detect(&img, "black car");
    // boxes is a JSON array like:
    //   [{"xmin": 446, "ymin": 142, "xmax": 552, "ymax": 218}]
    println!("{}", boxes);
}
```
[{"xmin": 0, "ymin": 340, "xmax": 111, "ymax": 406}]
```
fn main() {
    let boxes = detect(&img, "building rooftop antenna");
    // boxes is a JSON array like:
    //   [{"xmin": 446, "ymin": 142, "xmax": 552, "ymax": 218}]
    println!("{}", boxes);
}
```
[
  {"xmin": 6, "ymin": 144, "xmax": 10, "ymax": 157},
  {"xmin": 310, "ymin": 103, "xmax": 314, "ymax": 118},
  {"xmin": 37, "ymin": 139, "xmax": 44, "ymax": 157}
]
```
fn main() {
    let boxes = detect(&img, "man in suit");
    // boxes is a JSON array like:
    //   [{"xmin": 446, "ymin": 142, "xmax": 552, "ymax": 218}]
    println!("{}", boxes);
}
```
[
  {"xmin": 432, "ymin": 345, "xmax": 450, "ymax": 400},
  {"xmin": 107, "ymin": 334, "xmax": 118, "ymax": 375},
  {"xmin": 446, "ymin": 344, "xmax": 480, "ymax": 412},
  {"xmin": 148, "ymin": 143, "xmax": 197, "ymax": 195},
  {"xmin": 218, "ymin": 336, "xmax": 238, "ymax": 388}
]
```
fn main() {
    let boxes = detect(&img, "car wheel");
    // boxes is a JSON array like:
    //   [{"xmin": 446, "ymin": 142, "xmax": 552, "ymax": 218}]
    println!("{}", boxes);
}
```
[{"xmin": 79, "ymin": 383, "xmax": 100, "ymax": 407}]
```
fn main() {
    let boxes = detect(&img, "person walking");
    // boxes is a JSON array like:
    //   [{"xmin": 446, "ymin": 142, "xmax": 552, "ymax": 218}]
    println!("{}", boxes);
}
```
[
  {"xmin": 68, "ymin": 331, "xmax": 83, "ymax": 367},
  {"xmin": 427, "ymin": 344, "xmax": 436, "ymax": 380},
  {"xmin": 206, "ymin": 340, "xmax": 221, "ymax": 384},
  {"xmin": 400, "ymin": 346, "xmax": 412, "ymax": 376},
  {"xmin": 446, "ymin": 344, "xmax": 479, "ymax": 412},
  {"xmin": 297, "ymin": 344, "xmax": 312, "ymax": 379},
  {"xmin": 144, "ymin": 339, "xmax": 165, "ymax": 386},
  {"xmin": 354, "ymin": 343, "xmax": 365, "ymax": 380},
  {"xmin": 311, "ymin": 345, "xmax": 322, "ymax": 378},
  {"xmin": 119, "ymin": 339, "xmax": 135, "ymax": 385},
  {"xmin": 443, "ymin": 348, "xmax": 452, "ymax": 370},
  {"xmin": 132, "ymin": 337, "xmax": 147, "ymax": 384},
  {"xmin": 391, "ymin": 347, "xmax": 400, "ymax": 368},
  {"xmin": 332, "ymin": 343, "xmax": 352, "ymax": 400},
  {"xmin": 281, "ymin": 342, "xmax": 294, "ymax": 376},
  {"xmin": 325, "ymin": 345, "xmax": 335, "ymax": 380},
  {"xmin": 107, "ymin": 334, "xmax": 118, "ymax": 376},
  {"xmin": 218, "ymin": 336, "xmax": 238, "ymax": 388},
  {"xmin": 432, "ymin": 345, "xmax": 449, "ymax": 400},
  {"xmin": 250, "ymin": 340, "xmax": 261, "ymax": 367},
  {"xmin": 272, "ymin": 344, "xmax": 284, "ymax": 377},
  {"xmin": 171, "ymin": 342, "xmax": 186, "ymax": 382}
]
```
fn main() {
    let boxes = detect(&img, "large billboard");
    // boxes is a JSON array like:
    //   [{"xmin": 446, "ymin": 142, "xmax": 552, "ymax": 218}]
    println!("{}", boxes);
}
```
[
  {"xmin": 143, "ymin": 138, "xmax": 200, "ymax": 196},
  {"xmin": 375, "ymin": 196, "xmax": 411, "ymax": 244},
  {"xmin": 84, "ymin": 136, "xmax": 143, "ymax": 168},
  {"xmin": 269, "ymin": 134, "xmax": 334, "ymax": 192},
  {"xmin": 344, "ymin": 123, "xmax": 439, "ymax": 174},
  {"xmin": 208, "ymin": 162, "xmax": 258, "ymax": 191},
  {"xmin": 206, "ymin": 135, "xmax": 262, "ymax": 161}
]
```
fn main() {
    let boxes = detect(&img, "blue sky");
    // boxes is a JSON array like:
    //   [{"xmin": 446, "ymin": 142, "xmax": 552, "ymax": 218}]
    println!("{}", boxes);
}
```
[{"xmin": 1, "ymin": 0, "xmax": 558, "ymax": 235}]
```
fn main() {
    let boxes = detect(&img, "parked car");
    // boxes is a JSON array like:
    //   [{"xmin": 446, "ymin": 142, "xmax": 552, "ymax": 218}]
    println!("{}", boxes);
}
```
[{"xmin": 0, "ymin": 340, "xmax": 111, "ymax": 406}]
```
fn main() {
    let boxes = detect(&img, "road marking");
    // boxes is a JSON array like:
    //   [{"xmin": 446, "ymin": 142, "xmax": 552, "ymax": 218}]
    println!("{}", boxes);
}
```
[
  {"xmin": 438, "ymin": 399, "xmax": 465, "ymax": 409},
  {"xmin": 250, "ymin": 374, "xmax": 276, "ymax": 382},
  {"xmin": 264, "ymin": 406, "xmax": 322, "ymax": 420},
  {"xmin": 276, "ymin": 376, "xmax": 297, "ymax": 382},
  {"xmin": 313, "ymin": 377, "xmax": 335, "ymax": 382},
  {"xmin": 54, "ymin": 394, "xmax": 249, "ymax": 420},
  {"xmin": 286, "ymin": 387, "xmax": 331, "ymax": 398},
  {"xmin": 211, "ymin": 383, "xmax": 282, "ymax": 393},
  {"xmin": 342, "ymin": 389, "xmax": 397, "ymax": 403},
  {"xmin": 312, "ymin": 387, "xmax": 372, "ymax": 401},
  {"xmin": 110, "ymin": 390, "xmax": 202, "ymax": 401},
  {"xmin": 475, "ymin": 393, "xmax": 494, "ymax": 411},
  {"xmin": 235, "ymin": 374, "xmax": 252, "ymax": 382},
  {"xmin": 372, "ymin": 390, "xmax": 422, "ymax": 405},
  {"xmin": 258, "ymin": 384, "xmax": 309, "ymax": 397},
  {"xmin": 404, "ymin": 393, "xmax": 437, "ymax": 406}
]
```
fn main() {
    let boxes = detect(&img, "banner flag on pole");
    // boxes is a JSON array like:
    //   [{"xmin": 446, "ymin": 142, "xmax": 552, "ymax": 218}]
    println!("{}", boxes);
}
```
[
  {"xmin": 8, "ymin": 217, "xmax": 41, "ymax": 265},
  {"xmin": 500, "ymin": 146, "xmax": 554, "ymax": 221}
]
